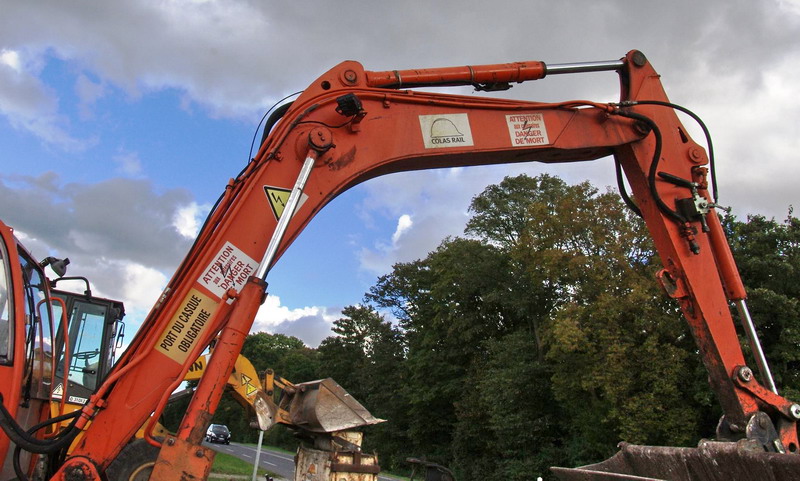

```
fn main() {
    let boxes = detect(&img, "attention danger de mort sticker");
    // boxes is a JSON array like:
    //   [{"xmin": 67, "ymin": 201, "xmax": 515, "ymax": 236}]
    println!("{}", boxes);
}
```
[
  {"xmin": 198, "ymin": 241, "xmax": 259, "ymax": 299},
  {"xmin": 506, "ymin": 113, "xmax": 550, "ymax": 147}
]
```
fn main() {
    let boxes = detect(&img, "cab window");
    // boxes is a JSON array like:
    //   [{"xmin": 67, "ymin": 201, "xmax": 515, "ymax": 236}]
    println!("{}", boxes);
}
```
[
  {"xmin": 0, "ymin": 239, "xmax": 12, "ymax": 364},
  {"xmin": 54, "ymin": 299, "xmax": 108, "ymax": 391},
  {"xmin": 18, "ymin": 250, "xmax": 54, "ymax": 401}
]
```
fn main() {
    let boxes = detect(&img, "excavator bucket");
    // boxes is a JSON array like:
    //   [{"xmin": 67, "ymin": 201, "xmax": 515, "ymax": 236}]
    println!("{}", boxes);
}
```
[
  {"xmin": 284, "ymin": 378, "xmax": 385, "ymax": 433},
  {"xmin": 551, "ymin": 441, "xmax": 800, "ymax": 481}
]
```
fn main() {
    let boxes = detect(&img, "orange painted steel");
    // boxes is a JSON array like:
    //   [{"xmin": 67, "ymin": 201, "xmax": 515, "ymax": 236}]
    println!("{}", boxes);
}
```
[{"xmin": 365, "ymin": 60, "xmax": 546, "ymax": 88}]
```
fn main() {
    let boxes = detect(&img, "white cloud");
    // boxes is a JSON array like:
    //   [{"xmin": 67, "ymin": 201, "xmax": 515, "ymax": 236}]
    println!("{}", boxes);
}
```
[
  {"xmin": 0, "ymin": 49, "xmax": 21, "ymax": 72},
  {"xmin": 173, "ymin": 202, "xmax": 211, "ymax": 239},
  {"xmin": 113, "ymin": 151, "xmax": 143, "ymax": 176},
  {"xmin": 251, "ymin": 294, "xmax": 340, "ymax": 347},
  {"xmin": 2, "ymin": 0, "xmax": 800, "ymax": 348},
  {"xmin": 391, "ymin": 214, "xmax": 413, "ymax": 245},
  {"xmin": 0, "ymin": 48, "xmax": 85, "ymax": 150},
  {"xmin": 121, "ymin": 262, "xmax": 168, "ymax": 307},
  {"xmin": 253, "ymin": 294, "xmax": 336, "ymax": 329},
  {"xmin": 779, "ymin": 0, "xmax": 800, "ymax": 14},
  {"xmin": 75, "ymin": 73, "xmax": 106, "ymax": 120}
]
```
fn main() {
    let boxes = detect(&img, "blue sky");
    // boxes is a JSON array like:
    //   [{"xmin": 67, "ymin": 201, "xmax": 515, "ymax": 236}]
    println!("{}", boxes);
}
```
[{"xmin": 2, "ymin": 0, "xmax": 799, "ymax": 347}]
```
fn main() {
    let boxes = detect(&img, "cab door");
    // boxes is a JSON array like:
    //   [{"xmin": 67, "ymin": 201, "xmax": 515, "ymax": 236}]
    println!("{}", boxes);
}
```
[{"xmin": 0, "ymin": 220, "xmax": 57, "ymax": 478}]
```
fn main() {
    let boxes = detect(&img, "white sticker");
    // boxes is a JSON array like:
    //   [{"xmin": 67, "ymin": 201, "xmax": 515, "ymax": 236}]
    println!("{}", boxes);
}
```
[
  {"xmin": 419, "ymin": 113, "xmax": 474, "ymax": 149},
  {"xmin": 506, "ymin": 113, "xmax": 550, "ymax": 147},
  {"xmin": 52, "ymin": 383, "xmax": 63, "ymax": 399},
  {"xmin": 68, "ymin": 395, "xmax": 88, "ymax": 404},
  {"xmin": 199, "ymin": 241, "xmax": 259, "ymax": 299}
]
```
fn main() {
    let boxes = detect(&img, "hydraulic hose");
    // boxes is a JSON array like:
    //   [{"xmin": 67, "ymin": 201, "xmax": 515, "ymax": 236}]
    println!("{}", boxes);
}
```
[
  {"xmin": 615, "ymin": 156, "xmax": 642, "ymax": 218},
  {"xmin": 612, "ymin": 109, "xmax": 686, "ymax": 224},
  {"xmin": 11, "ymin": 409, "xmax": 81, "ymax": 480},
  {"xmin": 0, "ymin": 394, "xmax": 81, "ymax": 454},
  {"xmin": 629, "ymin": 99, "xmax": 718, "ymax": 202}
]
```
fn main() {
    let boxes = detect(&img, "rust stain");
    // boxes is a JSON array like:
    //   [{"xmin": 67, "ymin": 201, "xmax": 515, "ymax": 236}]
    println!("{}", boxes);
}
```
[{"xmin": 327, "ymin": 146, "xmax": 357, "ymax": 171}]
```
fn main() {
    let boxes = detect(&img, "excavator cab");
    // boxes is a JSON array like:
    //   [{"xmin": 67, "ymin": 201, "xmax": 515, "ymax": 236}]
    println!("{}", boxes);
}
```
[{"xmin": 49, "ymin": 278, "xmax": 125, "ymax": 404}]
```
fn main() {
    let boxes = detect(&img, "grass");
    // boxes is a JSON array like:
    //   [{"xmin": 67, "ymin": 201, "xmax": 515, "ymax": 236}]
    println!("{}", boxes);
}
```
[{"xmin": 210, "ymin": 451, "xmax": 278, "ymax": 478}]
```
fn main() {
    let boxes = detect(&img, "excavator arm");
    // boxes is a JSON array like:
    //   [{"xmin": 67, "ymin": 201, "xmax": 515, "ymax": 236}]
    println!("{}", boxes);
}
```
[{"xmin": 45, "ymin": 50, "xmax": 799, "ymax": 479}]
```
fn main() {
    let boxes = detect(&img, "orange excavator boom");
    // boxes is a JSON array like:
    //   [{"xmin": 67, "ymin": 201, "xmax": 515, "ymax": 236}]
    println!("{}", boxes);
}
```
[{"xmin": 1, "ymin": 49, "xmax": 796, "ymax": 480}]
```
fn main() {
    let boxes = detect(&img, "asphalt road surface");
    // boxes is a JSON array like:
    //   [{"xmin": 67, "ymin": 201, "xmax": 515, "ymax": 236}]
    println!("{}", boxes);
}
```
[{"xmin": 205, "ymin": 441, "xmax": 401, "ymax": 481}]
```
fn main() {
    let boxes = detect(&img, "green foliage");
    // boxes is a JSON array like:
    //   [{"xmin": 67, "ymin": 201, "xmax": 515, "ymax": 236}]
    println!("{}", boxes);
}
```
[
  {"xmin": 724, "ymin": 212, "xmax": 800, "ymax": 398},
  {"xmin": 177, "ymin": 175, "xmax": 797, "ymax": 481},
  {"xmin": 210, "ymin": 451, "xmax": 267, "ymax": 476},
  {"xmin": 317, "ymin": 305, "xmax": 411, "ymax": 470}
]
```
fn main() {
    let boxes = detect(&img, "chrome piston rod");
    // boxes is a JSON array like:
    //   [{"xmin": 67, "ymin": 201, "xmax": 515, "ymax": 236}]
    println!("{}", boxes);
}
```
[
  {"xmin": 256, "ymin": 152, "xmax": 317, "ymax": 280},
  {"xmin": 736, "ymin": 299, "xmax": 778, "ymax": 394},
  {"xmin": 545, "ymin": 59, "xmax": 625, "ymax": 76}
]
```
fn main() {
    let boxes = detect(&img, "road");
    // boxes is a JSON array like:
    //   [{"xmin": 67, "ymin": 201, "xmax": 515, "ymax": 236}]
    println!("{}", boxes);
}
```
[{"xmin": 205, "ymin": 441, "xmax": 402, "ymax": 481}]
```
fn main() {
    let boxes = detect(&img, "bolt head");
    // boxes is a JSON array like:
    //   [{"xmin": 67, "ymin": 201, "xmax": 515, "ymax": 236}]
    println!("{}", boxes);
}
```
[
  {"xmin": 196, "ymin": 449, "xmax": 205, "ymax": 457},
  {"xmin": 738, "ymin": 366, "xmax": 753, "ymax": 382},
  {"xmin": 631, "ymin": 50, "xmax": 648, "ymax": 67}
]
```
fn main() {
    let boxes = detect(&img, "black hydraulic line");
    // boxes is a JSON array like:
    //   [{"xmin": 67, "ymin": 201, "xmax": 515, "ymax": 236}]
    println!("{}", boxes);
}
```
[
  {"xmin": 0, "ymin": 394, "xmax": 81, "ymax": 453},
  {"xmin": 13, "ymin": 445, "xmax": 30, "ymax": 481},
  {"xmin": 612, "ymin": 109, "xmax": 686, "ymax": 224},
  {"xmin": 620, "ymin": 100, "xmax": 718, "ymax": 203},
  {"xmin": 249, "ymin": 93, "xmax": 301, "ymax": 162},
  {"xmin": 635, "ymin": 100, "xmax": 718, "ymax": 202},
  {"xmin": 12, "ymin": 409, "xmax": 81, "ymax": 480},
  {"xmin": 258, "ymin": 101, "xmax": 294, "ymax": 149},
  {"xmin": 615, "ymin": 157, "xmax": 642, "ymax": 218}
]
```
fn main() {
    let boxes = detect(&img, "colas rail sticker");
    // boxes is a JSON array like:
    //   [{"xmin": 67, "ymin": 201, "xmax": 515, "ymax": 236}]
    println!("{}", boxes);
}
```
[{"xmin": 418, "ymin": 113, "xmax": 474, "ymax": 149}]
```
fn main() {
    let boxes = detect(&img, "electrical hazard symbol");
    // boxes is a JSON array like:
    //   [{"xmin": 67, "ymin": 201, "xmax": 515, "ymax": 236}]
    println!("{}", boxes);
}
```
[
  {"xmin": 52, "ymin": 383, "xmax": 64, "ymax": 399},
  {"xmin": 264, "ymin": 185, "xmax": 309, "ymax": 221},
  {"xmin": 240, "ymin": 373, "xmax": 258, "ymax": 397}
]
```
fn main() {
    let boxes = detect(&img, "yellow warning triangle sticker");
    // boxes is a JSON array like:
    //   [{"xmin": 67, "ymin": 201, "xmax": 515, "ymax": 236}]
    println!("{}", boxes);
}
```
[
  {"xmin": 245, "ymin": 383, "xmax": 257, "ymax": 397},
  {"xmin": 263, "ymin": 185, "xmax": 309, "ymax": 221},
  {"xmin": 241, "ymin": 373, "xmax": 251, "ymax": 386}
]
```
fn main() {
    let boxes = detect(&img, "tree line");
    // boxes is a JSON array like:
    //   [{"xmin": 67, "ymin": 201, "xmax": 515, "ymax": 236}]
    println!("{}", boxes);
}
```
[{"xmin": 174, "ymin": 174, "xmax": 799, "ymax": 480}]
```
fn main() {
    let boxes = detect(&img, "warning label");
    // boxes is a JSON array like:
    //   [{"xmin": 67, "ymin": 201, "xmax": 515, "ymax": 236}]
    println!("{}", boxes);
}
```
[
  {"xmin": 506, "ymin": 113, "xmax": 550, "ymax": 147},
  {"xmin": 240, "ymin": 373, "xmax": 257, "ymax": 397},
  {"xmin": 419, "ymin": 113, "xmax": 474, "ymax": 149},
  {"xmin": 199, "ymin": 241, "xmax": 259, "ymax": 299},
  {"xmin": 264, "ymin": 185, "xmax": 308, "ymax": 221},
  {"xmin": 155, "ymin": 289, "xmax": 217, "ymax": 364}
]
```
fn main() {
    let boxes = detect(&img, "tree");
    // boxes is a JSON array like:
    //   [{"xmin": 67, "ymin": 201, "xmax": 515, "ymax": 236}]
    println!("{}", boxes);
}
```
[
  {"xmin": 367, "ymin": 237, "xmax": 523, "ymax": 469},
  {"xmin": 724, "ymin": 211, "xmax": 800, "ymax": 400},
  {"xmin": 365, "ymin": 174, "xmax": 722, "ymax": 479},
  {"xmin": 317, "ymin": 305, "xmax": 410, "ymax": 470},
  {"xmin": 240, "ymin": 332, "xmax": 307, "ymax": 374}
]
